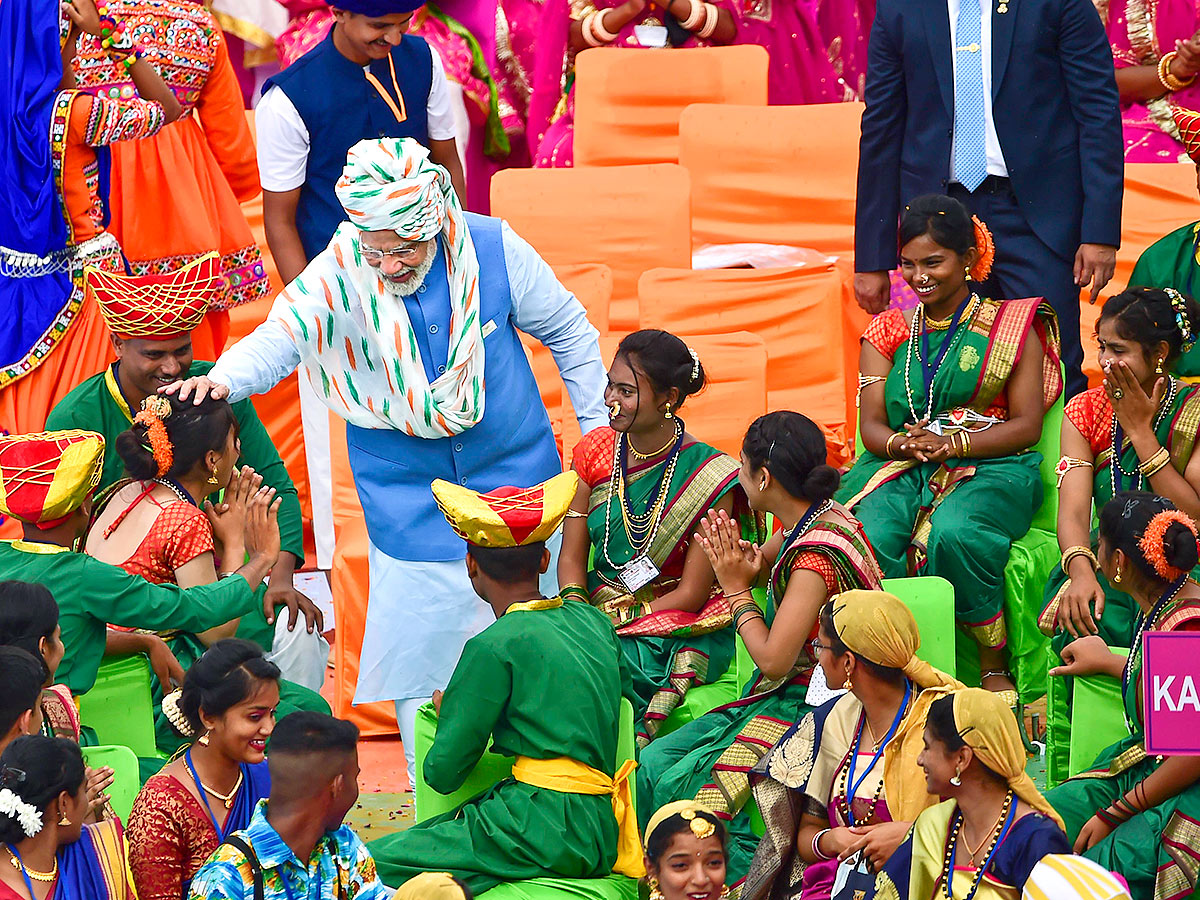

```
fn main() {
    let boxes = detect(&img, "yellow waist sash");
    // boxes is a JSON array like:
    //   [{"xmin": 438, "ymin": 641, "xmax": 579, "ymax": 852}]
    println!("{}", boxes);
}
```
[{"xmin": 510, "ymin": 756, "xmax": 644, "ymax": 878}]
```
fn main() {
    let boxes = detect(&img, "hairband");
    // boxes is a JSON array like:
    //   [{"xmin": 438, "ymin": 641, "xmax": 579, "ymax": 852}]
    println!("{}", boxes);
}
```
[
  {"xmin": 134, "ymin": 395, "xmax": 174, "ymax": 478},
  {"xmin": 1163, "ymin": 287, "xmax": 1196, "ymax": 353},
  {"xmin": 1139, "ymin": 508, "xmax": 1198, "ymax": 582}
]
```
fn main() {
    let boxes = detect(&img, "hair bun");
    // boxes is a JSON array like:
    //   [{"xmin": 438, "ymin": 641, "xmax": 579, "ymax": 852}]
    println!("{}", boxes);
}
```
[
  {"xmin": 802, "ymin": 464, "xmax": 840, "ymax": 504},
  {"xmin": 1164, "ymin": 520, "xmax": 1200, "ymax": 573},
  {"xmin": 1139, "ymin": 509, "xmax": 1199, "ymax": 581}
]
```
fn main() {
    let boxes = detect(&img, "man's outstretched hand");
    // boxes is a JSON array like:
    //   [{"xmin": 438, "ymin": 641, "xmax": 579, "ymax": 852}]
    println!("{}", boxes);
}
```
[{"xmin": 161, "ymin": 376, "xmax": 230, "ymax": 404}]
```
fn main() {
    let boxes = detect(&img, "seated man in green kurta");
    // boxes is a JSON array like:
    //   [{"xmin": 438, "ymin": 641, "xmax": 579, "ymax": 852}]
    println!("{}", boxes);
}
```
[
  {"xmin": 44, "ymin": 256, "xmax": 321, "ymax": 655},
  {"xmin": 0, "ymin": 430, "xmax": 279, "ymax": 696},
  {"xmin": 368, "ymin": 472, "xmax": 644, "ymax": 894}
]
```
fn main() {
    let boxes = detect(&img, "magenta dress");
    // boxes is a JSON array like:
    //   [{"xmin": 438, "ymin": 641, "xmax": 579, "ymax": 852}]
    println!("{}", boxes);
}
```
[
  {"xmin": 1104, "ymin": 0, "xmax": 1200, "ymax": 161},
  {"xmin": 529, "ymin": 0, "xmax": 849, "ymax": 167}
]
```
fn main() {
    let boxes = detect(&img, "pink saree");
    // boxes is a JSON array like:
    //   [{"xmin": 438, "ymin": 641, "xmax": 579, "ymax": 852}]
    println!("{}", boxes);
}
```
[
  {"xmin": 528, "ymin": 0, "xmax": 849, "ymax": 167},
  {"xmin": 1102, "ymin": 0, "xmax": 1200, "ymax": 161}
]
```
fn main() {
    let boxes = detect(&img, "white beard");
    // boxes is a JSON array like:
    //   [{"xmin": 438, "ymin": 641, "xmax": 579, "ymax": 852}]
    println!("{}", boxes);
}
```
[{"xmin": 379, "ymin": 250, "xmax": 438, "ymax": 299}]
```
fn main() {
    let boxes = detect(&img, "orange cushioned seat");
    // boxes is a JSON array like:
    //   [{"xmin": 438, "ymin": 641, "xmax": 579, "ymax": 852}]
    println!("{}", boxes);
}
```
[
  {"xmin": 490, "ymin": 164, "xmax": 691, "ymax": 332},
  {"xmin": 573, "ymin": 45, "xmax": 768, "ymax": 168},
  {"xmin": 678, "ymin": 102, "xmax": 864, "ymax": 258},
  {"xmin": 638, "ymin": 264, "xmax": 856, "ymax": 465},
  {"xmin": 560, "ymin": 332, "xmax": 767, "ymax": 465}
]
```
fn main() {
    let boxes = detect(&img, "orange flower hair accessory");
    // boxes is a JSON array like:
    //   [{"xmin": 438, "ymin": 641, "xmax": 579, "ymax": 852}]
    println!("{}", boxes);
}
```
[
  {"xmin": 133, "ymin": 395, "xmax": 174, "ymax": 478},
  {"xmin": 970, "ymin": 216, "xmax": 995, "ymax": 282},
  {"xmin": 1139, "ymin": 508, "xmax": 1199, "ymax": 582}
]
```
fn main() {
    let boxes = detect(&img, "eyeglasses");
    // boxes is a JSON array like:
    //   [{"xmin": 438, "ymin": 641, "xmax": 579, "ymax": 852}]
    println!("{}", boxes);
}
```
[
  {"xmin": 359, "ymin": 242, "xmax": 424, "ymax": 264},
  {"xmin": 810, "ymin": 639, "xmax": 832, "ymax": 655}
]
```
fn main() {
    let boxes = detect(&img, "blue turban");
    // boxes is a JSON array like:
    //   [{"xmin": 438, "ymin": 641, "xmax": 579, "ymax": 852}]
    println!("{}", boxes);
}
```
[{"xmin": 332, "ymin": 0, "xmax": 425, "ymax": 15}]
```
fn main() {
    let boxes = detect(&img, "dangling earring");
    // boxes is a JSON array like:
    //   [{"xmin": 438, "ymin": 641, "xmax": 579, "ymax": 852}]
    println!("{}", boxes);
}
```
[
  {"xmin": 59, "ymin": 812, "xmax": 70, "ymax": 826},
  {"xmin": 198, "ymin": 732, "xmax": 210, "ymax": 746},
  {"xmin": 664, "ymin": 402, "xmax": 673, "ymax": 420},
  {"xmin": 842, "ymin": 674, "xmax": 853, "ymax": 690},
  {"xmin": 1156, "ymin": 359, "xmax": 1165, "ymax": 375},
  {"xmin": 207, "ymin": 464, "xmax": 220, "ymax": 486},
  {"xmin": 964, "ymin": 266, "xmax": 972, "ymax": 279},
  {"xmin": 649, "ymin": 878, "xmax": 664, "ymax": 900},
  {"xmin": 1114, "ymin": 566, "xmax": 1122, "ymax": 584},
  {"xmin": 950, "ymin": 766, "xmax": 962, "ymax": 787}
]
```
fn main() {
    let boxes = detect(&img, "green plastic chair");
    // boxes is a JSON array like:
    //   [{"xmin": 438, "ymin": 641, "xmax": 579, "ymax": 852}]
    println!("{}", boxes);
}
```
[
  {"xmin": 881, "ymin": 576, "xmax": 957, "ymax": 676},
  {"xmin": 77, "ymin": 654, "xmax": 158, "ymax": 758},
  {"xmin": 413, "ymin": 698, "xmax": 638, "ymax": 900},
  {"xmin": 1068, "ymin": 672, "xmax": 1130, "ymax": 779},
  {"xmin": 80, "ymin": 744, "xmax": 139, "ymax": 822}
]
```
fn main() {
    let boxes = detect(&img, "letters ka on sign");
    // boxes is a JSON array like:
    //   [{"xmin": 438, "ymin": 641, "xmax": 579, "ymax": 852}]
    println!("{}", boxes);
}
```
[{"xmin": 1144, "ymin": 632, "xmax": 1200, "ymax": 756}]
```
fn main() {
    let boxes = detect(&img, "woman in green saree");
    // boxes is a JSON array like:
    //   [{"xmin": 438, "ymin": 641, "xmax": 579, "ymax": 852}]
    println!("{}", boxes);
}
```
[
  {"xmin": 1046, "ymin": 493, "xmax": 1200, "ymax": 900},
  {"xmin": 838, "ymin": 194, "xmax": 1062, "ymax": 702},
  {"xmin": 635, "ymin": 411, "xmax": 884, "ymax": 887},
  {"xmin": 559, "ymin": 330, "xmax": 753, "ymax": 747},
  {"xmin": 1041, "ymin": 287, "xmax": 1200, "ymax": 650}
]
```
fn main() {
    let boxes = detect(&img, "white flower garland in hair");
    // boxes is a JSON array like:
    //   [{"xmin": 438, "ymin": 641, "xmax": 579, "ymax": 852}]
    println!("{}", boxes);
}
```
[{"xmin": 0, "ymin": 788, "xmax": 43, "ymax": 837}]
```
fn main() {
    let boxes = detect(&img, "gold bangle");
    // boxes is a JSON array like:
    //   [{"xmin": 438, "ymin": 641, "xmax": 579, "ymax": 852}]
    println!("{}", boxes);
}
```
[
  {"xmin": 960, "ymin": 430, "xmax": 972, "ymax": 457},
  {"xmin": 1139, "ymin": 446, "xmax": 1171, "ymax": 478},
  {"xmin": 1061, "ymin": 545, "xmax": 1098, "ymax": 573},
  {"xmin": 885, "ymin": 432, "xmax": 902, "ymax": 459},
  {"xmin": 1159, "ymin": 52, "xmax": 1196, "ymax": 91},
  {"xmin": 590, "ymin": 7, "xmax": 619, "ymax": 42}
]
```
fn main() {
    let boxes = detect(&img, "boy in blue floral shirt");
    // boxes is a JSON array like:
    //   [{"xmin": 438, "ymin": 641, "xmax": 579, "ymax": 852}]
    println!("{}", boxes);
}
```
[{"xmin": 189, "ymin": 711, "xmax": 387, "ymax": 900}]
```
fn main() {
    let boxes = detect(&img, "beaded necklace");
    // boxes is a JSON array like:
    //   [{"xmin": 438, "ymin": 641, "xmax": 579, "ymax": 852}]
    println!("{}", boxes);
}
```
[
  {"xmin": 903, "ymin": 295, "xmax": 979, "ymax": 422},
  {"xmin": 600, "ymin": 423, "xmax": 684, "ymax": 574},
  {"xmin": 1109, "ymin": 376, "xmax": 1177, "ymax": 497},
  {"xmin": 940, "ymin": 791, "xmax": 1015, "ymax": 900},
  {"xmin": 835, "ymin": 681, "xmax": 912, "ymax": 826},
  {"xmin": 1122, "ymin": 575, "xmax": 1189, "ymax": 731}
]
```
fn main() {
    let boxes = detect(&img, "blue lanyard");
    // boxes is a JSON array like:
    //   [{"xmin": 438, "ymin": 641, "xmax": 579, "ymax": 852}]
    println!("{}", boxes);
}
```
[
  {"xmin": 918, "ymin": 296, "xmax": 972, "ymax": 407},
  {"xmin": 185, "ymin": 749, "xmax": 236, "ymax": 838},
  {"xmin": 6, "ymin": 844, "xmax": 44, "ymax": 900},
  {"xmin": 843, "ymin": 680, "xmax": 911, "ymax": 826},
  {"xmin": 945, "ymin": 798, "xmax": 1017, "ymax": 900}
]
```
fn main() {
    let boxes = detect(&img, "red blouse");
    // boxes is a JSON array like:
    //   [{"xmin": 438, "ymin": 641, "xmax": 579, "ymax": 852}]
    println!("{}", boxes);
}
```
[
  {"xmin": 118, "ymin": 498, "xmax": 214, "ymax": 586},
  {"xmin": 1064, "ymin": 385, "xmax": 1113, "ymax": 456},
  {"xmin": 127, "ymin": 773, "xmax": 220, "ymax": 900}
]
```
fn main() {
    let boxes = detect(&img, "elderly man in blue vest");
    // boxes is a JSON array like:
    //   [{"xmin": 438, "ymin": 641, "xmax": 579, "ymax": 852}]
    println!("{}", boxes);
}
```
[{"xmin": 169, "ymin": 138, "xmax": 608, "ymax": 783}]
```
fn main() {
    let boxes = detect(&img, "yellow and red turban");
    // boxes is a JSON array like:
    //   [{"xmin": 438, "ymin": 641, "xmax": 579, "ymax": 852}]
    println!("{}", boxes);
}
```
[
  {"xmin": 88, "ymin": 252, "xmax": 221, "ymax": 341},
  {"xmin": 1174, "ymin": 105, "xmax": 1200, "ymax": 164},
  {"xmin": 431, "ymin": 472, "xmax": 579, "ymax": 547},
  {"xmin": 0, "ymin": 431, "xmax": 105, "ymax": 529}
]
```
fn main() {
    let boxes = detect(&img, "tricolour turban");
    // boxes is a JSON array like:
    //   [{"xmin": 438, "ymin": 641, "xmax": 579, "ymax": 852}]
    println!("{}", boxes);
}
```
[
  {"xmin": 335, "ymin": 138, "xmax": 451, "ymax": 238},
  {"xmin": 0, "ymin": 430, "xmax": 105, "ymax": 528},
  {"xmin": 951, "ymin": 688, "xmax": 1065, "ymax": 829}
]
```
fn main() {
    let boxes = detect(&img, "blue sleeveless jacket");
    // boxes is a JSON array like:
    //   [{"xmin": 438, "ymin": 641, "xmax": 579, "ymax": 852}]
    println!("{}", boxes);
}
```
[
  {"xmin": 263, "ymin": 29, "xmax": 432, "ymax": 261},
  {"xmin": 345, "ymin": 214, "xmax": 562, "ymax": 562}
]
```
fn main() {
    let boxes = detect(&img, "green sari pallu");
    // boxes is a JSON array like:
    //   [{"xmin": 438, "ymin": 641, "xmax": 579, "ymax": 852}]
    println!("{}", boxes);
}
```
[
  {"xmin": 635, "ymin": 506, "xmax": 884, "ymax": 887},
  {"xmin": 1046, "ymin": 595, "xmax": 1200, "ymax": 900},
  {"xmin": 838, "ymin": 296, "xmax": 1062, "ymax": 654},
  {"xmin": 583, "ymin": 427, "xmax": 756, "ymax": 747}
]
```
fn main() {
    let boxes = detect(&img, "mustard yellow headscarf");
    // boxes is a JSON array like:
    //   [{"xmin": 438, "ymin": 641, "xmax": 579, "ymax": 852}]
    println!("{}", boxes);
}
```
[
  {"xmin": 827, "ymin": 590, "xmax": 963, "ymax": 822},
  {"xmin": 951, "ymin": 688, "xmax": 1065, "ymax": 829},
  {"xmin": 390, "ymin": 873, "xmax": 468, "ymax": 900}
]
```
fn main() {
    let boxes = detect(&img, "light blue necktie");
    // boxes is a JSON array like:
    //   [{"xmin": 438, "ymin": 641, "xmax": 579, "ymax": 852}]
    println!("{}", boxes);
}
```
[{"xmin": 953, "ymin": 0, "xmax": 988, "ymax": 191}]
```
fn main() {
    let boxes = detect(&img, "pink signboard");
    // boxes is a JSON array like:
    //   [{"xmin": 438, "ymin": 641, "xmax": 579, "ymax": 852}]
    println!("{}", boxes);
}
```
[{"xmin": 1144, "ymin": 632, "xmax": 1200, "ymax": 756}]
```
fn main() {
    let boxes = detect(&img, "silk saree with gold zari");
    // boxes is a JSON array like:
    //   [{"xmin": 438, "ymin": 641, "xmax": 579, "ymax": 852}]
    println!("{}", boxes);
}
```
[{"xmin": 837, "ymin": 297, "xmax": 1062, "ymax": 654}]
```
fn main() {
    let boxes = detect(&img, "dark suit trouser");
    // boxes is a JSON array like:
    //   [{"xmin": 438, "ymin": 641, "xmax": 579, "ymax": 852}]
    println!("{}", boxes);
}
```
[{"xmin": 949, "ymin": 182, "xmax": 1086, "ymax": 398}]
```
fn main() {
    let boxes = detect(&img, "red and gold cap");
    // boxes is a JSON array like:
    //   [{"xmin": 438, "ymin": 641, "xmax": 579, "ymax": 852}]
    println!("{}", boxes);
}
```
[
  {"xmin": 88, "ymin": 252, "xmax": 221, "ymax": 341},
  {"xmin": 431, "ymin": 471, "xmax": 579, "ymax": 548},
  {"xmin": 0, "ymin": 430, "xmax": 105, "ymax": 529},
  {"xmin": 1175, "ymin": 105, "xmax": 1200, "ymax": 164}
]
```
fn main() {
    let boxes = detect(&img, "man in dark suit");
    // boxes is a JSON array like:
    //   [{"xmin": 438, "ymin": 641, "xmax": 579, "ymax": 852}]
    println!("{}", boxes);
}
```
[{"xmin": 853, "ymin": 0, "xmax": 1124, "ymax": 396}]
